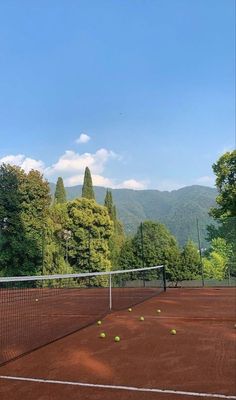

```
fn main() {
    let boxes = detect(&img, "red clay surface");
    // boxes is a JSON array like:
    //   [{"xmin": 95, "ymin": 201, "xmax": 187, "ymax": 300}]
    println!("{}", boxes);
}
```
[
  {"xmin": 0, "ymin": 288, "xmax": 236, "ymax": 400},
  {"xmin": 0, "ymin": 286, "xmax": 161, "ymax": 365}
]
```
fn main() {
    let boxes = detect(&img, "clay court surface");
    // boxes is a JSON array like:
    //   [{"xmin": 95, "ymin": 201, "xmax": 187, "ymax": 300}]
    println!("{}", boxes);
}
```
[{"xmin": 0, "ymin": 287, "xmax": 235, "ymax": 399}]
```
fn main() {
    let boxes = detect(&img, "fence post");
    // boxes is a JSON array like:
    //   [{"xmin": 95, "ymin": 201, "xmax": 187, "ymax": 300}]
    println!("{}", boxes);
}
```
[
  {"xmin": 109, "ymin": 272, "xmax": 112, "ymax": 310},
  {"xmin": 196, "ymin": 218, "xmax": 205, "ymax": 287},
  {"xmin": 162, "ymin": 266, "xmax": 167, "ymax": 292}
]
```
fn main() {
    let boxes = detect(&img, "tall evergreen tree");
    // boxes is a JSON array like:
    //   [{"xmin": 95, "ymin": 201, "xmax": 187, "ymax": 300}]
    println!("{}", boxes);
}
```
[
  {"xmin": 82, "ymin": 167, "xmax": 95, "ymax": 200},
  {"xmin": 54, "ymin": 177, "xmax": 67, "ymax": 204},
  {"xmin": 104, "ymin": 189, "xmax": 124, "ymax": 268},
  {"xmin": 104, "ymin": 190, "xmax": 113, "ymax": 217}
]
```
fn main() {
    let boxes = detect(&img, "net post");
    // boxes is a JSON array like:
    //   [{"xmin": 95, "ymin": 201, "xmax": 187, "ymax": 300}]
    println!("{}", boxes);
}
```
[
  {"xmin": 109, "ymin": 272, "xmax": 112, "ymax": 310},
  {"xmin": 162, "ymin": 266, "xmax": 167, "ymax": 292}
]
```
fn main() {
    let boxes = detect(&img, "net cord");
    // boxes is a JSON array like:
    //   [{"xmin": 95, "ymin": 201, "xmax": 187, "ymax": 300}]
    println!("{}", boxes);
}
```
[{"xmin": 0, "ymin": 265, "xmax": 164, "ymax": 283}]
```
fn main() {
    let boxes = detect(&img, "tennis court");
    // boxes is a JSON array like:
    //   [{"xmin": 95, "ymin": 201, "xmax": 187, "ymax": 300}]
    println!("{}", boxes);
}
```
[{"xmin": 0, "ymin": 270, "xmax": 235, "ymax": 399}]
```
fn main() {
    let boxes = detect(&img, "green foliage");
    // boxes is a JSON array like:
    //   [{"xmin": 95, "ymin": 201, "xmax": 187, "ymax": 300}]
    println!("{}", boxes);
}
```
[
  {"xmin": 104, "ymin": 189, "xmax": 125, "ymax": 269},
  {"xmin": 207, "ymin": 151, "xmax": 236, "ymax": 277},
  {"xmin": 54, "ymin": 177, "xmax": 67, "ymax": 204},
  {"xmin": 66, "ymin": 198, "xmax": 113, "ymax": 275},
  {"xmin": 0, "ymin": 164, "xmax": 51, "ymax": 276},
  {"xmin": 119, "ymin": 221, "xmax": 181, "ymax": 282},
  {"xmin": 210, "ymin": 150, "xmax": 236, "ymax": 219},
  {"xmin": 82, "ymin": 167, "xmax": 95, "ymax": 200},
  {"xmin": 180, "ymin": 240, "xmax": 201, "ymax": 280},
  {"xmin": 134, "ymin": 221, "xmax": 180, "ymax": 269},
  {"xmin": 203, "ymin": 237, "xmax": 231, "ymax": 280},
  {"xmin": 104, "ymin": 190, "xmax": 113, "ymax": 217},
  {"xmin": 118, "ymin": 238, "xmax": 137, "ymax": 270}
]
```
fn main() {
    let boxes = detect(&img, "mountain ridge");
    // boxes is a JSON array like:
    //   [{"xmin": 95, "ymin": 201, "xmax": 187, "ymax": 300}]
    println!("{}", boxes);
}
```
[{"xmin": 49, "ymin": 183, "xmax": 217, "ymax": 247}]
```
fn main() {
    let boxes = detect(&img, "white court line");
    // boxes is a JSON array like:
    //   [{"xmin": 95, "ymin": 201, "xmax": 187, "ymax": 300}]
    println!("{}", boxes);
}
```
[{"xmin": 0, "ymin": 375, "xmax": 235, "ymax": 399}]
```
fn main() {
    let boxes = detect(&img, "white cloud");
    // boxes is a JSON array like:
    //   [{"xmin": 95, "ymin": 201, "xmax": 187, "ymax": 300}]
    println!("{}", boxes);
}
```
[
  {"xmin": 64, "ymin": 173, "xmax": 146, "ymax": 190},
  {"xmin": 116, "ymin": 179, "xmax": 147, "ymax": 190},
  {"xmin": 64, "ymin": 174, "xmax": 114, "ymax": 187},
  {"xmin": 195, "ymin": 175, "xmax": 215, "ymax": 186},
  {"xmin": 0, "ymin": 154, "xmax": 45, "ymax": 173},
  {"xmin": 75, "ymin": 133, "xmax": 91, "ymax": 144},
  {"xmin": 45, "ymin": 148, "xmax": 118, "ymax": 178}
]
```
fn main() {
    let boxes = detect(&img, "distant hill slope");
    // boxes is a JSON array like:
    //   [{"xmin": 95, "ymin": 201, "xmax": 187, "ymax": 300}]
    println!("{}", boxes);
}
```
[{"xmin": 49, "ymin": 183, "xmax": 217, "ymax": 247}]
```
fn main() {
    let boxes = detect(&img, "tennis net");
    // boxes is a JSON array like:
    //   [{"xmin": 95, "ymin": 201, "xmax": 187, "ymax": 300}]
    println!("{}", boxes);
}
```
[{"xmin": 0, "ymin": 265, "xmax": 165, "ymax": 366}]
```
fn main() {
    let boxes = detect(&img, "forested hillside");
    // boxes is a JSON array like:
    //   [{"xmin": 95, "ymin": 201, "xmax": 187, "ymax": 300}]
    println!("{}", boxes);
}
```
[{"xmin": 49, "ymin": 183, "xmax": 217, "ymax": 247}]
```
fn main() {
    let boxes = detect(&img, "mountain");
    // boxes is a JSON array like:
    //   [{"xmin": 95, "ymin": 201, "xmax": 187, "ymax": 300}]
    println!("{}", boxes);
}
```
[{"xmin": 49, "ymin": 183, "xmax": 217, "ymax": 247}]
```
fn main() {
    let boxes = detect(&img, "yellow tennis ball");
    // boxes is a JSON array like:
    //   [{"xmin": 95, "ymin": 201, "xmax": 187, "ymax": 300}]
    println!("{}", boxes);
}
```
[
  {"xmin": 100, "ymin": 332, "xmax": 106, "ymax": 338},
  {"xmin": 157, "ymin": 309, "xmax": 161, "ymax": 313},
  {"xmin": 35, "ymin": 299, "xmax": 39, "ymax": 302},
  {"xmin": 170, "ymin": 329, "xmax": 177, "ymax": 335},
  {"xmin": 97, "ymin": 320, "xmax": 102, "ymax": 326},
  {"xmin": 114, "ymin": 336, "xmax": 120, "ymax": 342},
  {"xmin": 128, "ymin": 308, "xmax": 132, "ymax": 312},
  {"xmin": 140, "ymin": 316, "xmax": 144, "ymax": 321}
]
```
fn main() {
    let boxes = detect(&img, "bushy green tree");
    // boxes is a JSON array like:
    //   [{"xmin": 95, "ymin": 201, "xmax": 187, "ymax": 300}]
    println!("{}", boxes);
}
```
[
  {"xmin": 82, "ymin": 167, "xmax": 95, "ymax": 200},
  {"xmin": 181, "ymin": 240, "xmax": 201, "ymax": 280},
  {"xmin": 66, "ymin": 198, "xmax": 113, "ymax": 276},
  {"xmin": 118, "ymin": 237, "xmax": 137, "ymax": 270},
  {"xmin": 54, "ymin": 177, "xmax": 67, "ymax": 204},
  {"xmin": 203, "ymin": 237, "xmax": 232, "ymax": 280},
  {"xmin": 118, "ymin": 221, "xmax": 181, "ymax": 283},
  {"xmin": 210, "ymin": 150, "xmax": 236, "ymax": 219},
  {"xmin": 207, "ymin": 150, "xmax": 236, "ymax": 277},
  {"xmin": 0, "ymin": 164, "xmax": 51, "ymax": 276}
]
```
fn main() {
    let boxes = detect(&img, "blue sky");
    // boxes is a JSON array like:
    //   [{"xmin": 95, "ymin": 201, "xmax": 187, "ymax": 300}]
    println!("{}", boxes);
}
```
[{"xmin": 0, "ymin": 0, "xmax": 235, "ymax": 190}]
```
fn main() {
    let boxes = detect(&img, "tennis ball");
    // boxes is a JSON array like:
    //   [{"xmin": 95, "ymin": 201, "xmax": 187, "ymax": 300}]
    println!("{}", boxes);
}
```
[
  {"xmin": 170, "ymin": 329, "xmax": 177, "ymax": 335},
  {"xmin": 35, "ymin": 299, "xmax": 39, "ymax": 302},
  {"xmin": 100, "ymin": 332, "xmax": 106, "ymax": 338},
  {"xmin": 140, "ymin": 316, "xmax": 144, "ymax": 321},
  {"xmin": 128, "ymin": 308, "xmax": 132, "ymax": 312},
  {"xmin": 157, "ymin": 309, "xmax": 161, "ymax": 313},
  {"xmin": 114, "ymin": 336, "xmax": 120, "ymax": 342},
  {"xmin": 97, "ymin": 320, "xmax": 102, "ymax": 326}
]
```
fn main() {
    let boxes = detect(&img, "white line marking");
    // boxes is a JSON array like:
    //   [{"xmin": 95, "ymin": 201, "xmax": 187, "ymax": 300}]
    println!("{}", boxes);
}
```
[{"xmin": 0, "ymin": 375, "xmax": 235, "ymax": 399}]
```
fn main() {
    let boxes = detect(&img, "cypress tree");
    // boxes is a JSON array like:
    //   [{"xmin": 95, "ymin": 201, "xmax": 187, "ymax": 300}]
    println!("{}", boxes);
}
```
[
  {"xmin": 104, "ymin": 189, "xmax": 125, "ymax": 268},
  {"xmin": 82, "ymin": 167, "xmax": 95, "ymax": 200},
  {"xmin": 104, "ymin": 190, "xmax": 113, "ymax": 219},
  {"xmin": 54, "ymin": 177, "xmax": 67, "ymax": 204}
]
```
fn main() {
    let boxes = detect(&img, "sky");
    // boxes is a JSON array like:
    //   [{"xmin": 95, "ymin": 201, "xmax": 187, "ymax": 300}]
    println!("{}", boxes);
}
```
[{"xmin": 0, "ymin": 0, "xmax": 235, "ymax": 191}]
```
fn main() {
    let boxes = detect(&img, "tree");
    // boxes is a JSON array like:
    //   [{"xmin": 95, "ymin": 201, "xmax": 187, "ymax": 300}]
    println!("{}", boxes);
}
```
[
  {"xmin": 118, "ymin": 238, "xmax": 137, "ymax": 270},
  {"xmin": 66, "ymin": 198, "xmax": 113, "ymax": 277},
  {"xmin": 181, "ymin": 240, "xmax": 201, "ymax": 280},
  {"xmin": 104, "ymin": 189, "xmax": 125, "ymax": 269},
  {"xmin": 0, "ymin": 164, "xmax": 51, "ymax": 276},
  {"xmin": 203, "ymin": 237, "xmax": 232, "ymax": 280},
  {"xmin": 54, "ymin": 177, "xmax": 67, "ymax": 204},
  {"xmin": 82, "ymin": 167, "xmax": 95, "ymax": 200},
  {"xmin": 207, "ymin": 150, "xmax": 236, "ymax": 277},
  {"xmin": 210, "ymin": 150, "xmax": 236, "ymax": 219},
  {"xmin": 118, "ymin": 221, "xmax": 181, "ymax": 283}
]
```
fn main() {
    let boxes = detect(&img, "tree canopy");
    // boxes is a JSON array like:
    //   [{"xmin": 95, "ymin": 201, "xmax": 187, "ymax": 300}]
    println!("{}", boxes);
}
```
[
  {"xmin": 210, "ymin": 150, "xmax": 236, "ymax": 219},
  {"xmin": 0, "ymin": 164, "xmax": 51, "ymax": 276}
]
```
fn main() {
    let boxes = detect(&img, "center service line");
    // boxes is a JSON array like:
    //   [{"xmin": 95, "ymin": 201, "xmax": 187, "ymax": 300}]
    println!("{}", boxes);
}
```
[{"xmin": 0, "ymin": 375, "xmax": 235, "ymax": 399}]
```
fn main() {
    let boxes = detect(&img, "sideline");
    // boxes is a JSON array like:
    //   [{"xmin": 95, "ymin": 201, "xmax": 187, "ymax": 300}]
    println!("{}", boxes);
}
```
[{"xmin": 0, "ymin": 375, "xmax": 235, "ymax": 399}]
